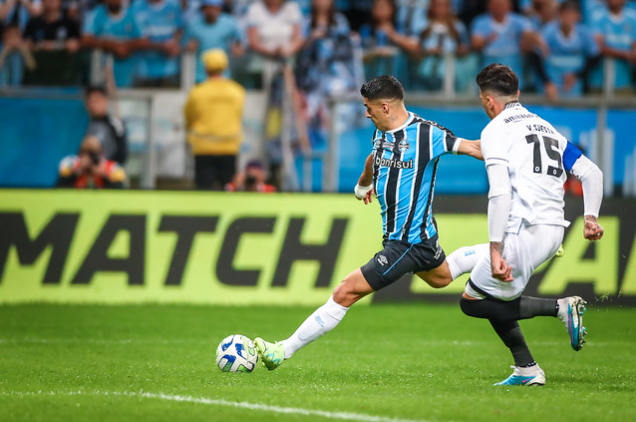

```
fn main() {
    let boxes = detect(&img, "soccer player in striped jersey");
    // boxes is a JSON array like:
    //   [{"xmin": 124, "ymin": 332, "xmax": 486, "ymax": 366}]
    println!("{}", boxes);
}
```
[{"xmin": 255, "ymin": 75, "xmax": 485, "ymax": 370}]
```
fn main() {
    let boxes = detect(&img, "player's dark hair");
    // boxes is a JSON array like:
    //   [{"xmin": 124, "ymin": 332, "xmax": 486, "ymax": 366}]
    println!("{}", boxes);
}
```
[
  {"xmin": 360, "ymin": 75, "xmax": 405, "ymax": 101},
  {"xmin": 475, "ymin": 64, "xmax": 519, "ymax": 96},
  {"xmin": 85, "ymin": 85, "xmax": 108, "ymax": 98}
]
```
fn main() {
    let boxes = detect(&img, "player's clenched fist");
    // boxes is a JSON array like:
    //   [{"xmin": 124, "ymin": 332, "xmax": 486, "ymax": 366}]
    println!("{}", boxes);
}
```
[
  {"xmin": 583, "ymin": 215, "xmax": 604, "ymax": 241},
  {"xmin": 354, "ymin": 184, "xmax": 374, "ymax": 204}
]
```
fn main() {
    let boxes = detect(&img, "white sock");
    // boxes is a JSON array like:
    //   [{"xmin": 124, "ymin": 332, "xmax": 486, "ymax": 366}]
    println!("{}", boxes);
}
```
[
  {"xmin": 280, "ymin": 295, "xmax": 349, "ymax": 359},
  {"xmin": 447, "ymin": 244, "xmax": 489, "ymax": 280}
]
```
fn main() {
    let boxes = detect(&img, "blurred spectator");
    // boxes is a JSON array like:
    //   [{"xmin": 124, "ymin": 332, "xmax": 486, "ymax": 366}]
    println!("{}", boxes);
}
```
[
  {"xmin": 471, "ymin": 0, "xmax": 534, "ymax": 85},
  {"xmin": 23, "ymin": 0, "xmax": 80, "ymax": 53},
  {"xmin": 57, "ymin": 135, "xmax": 127, "ymax": 189},
  {"xmin": 81, "ymin": 0, "xmax": 148, "ymax": 87},
  {"xmin": 182, "ymin": 0, "xmax": 233, "ymax": 21},
  {"xmin": 414, "ymin": 0, "xmax": 469, "ymax": 91},
  {"xmin": 359, "ymin": 0, "xmax": 419, "ymax": 78},
  {"xmin": 132, "ymin": 0, "xmax": 183, "ymax": 88},
  {"xmin": 295, "ymin": 0, "xmax": 361, "ymax": 148},
  {"xmin": 0, "ymin": 23, "xmax": 35, "ymax": 86},
  {"xmin": 0, "ymin": 0, "xmax": 42, "ymax": 31},
  {"xmin": 245, "ymin": 0, "xmax": 304, "ymax": 85},
  {"xmin": 183, "ymin": 0, "xmax": 242, "ymax": 84},
  {"xmin": 339, "ymin": 0, "xmax": 373, "ymax": 32},
  {"xmin": 396, "ymin": 0, "xmax": 428, "ymax": 37},
  {"xmin": 226, "ymin": 159, "xmax": 277, "ymax": 192},
  {"xmin": 84, "ymin": 86, "xmax": 128, "ymax": 164},
  {"xmin": 590, "ymin": 0, "xmax": 636, "ymax": 93},
  {"xmin": 184, "ymin": 49, "xmax": 245, "ymax": 190},
  {"xmin": 535, "ymin": 1, "xmax": 600, "ymax": 98},
  {"xmin": 524, "ymin": 0, "xmax": 558, "ymax": 30},
  {"xmin": 458, "ymin": 0, "xmax": 487, "ymax": 28},
  {"xmin": 61, "ymin": 0, "xmax": 80, "ymax": 21}
]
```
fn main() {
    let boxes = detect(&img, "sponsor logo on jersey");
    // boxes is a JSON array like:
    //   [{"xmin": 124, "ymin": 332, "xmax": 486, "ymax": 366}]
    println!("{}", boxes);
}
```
[
  {"xmin": 503, "ymin": 113, "xmax": 536, "ymax": 124},
  {"xmin": 374, "ymin": 139, "xmax": 410, "ymax": 152},
  {"xmin": 374, "ymin": 156, "xmax": 413, "ymax": 169}
]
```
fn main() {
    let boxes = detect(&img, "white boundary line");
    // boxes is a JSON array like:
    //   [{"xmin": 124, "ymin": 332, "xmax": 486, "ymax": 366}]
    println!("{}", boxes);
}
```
[
  {"xmin": 1, "ymin": 391, "xmax": 430, "ymax": 422},
  {"xmin": 0, "ymin": 338, "xmax": 614, "ymax": 347}
]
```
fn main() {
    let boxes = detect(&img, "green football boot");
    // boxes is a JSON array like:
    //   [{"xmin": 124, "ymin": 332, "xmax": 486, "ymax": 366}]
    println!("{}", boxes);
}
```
[{"xmin": 254, "ymin": 337, "xmax": 285, "ymax": 370}]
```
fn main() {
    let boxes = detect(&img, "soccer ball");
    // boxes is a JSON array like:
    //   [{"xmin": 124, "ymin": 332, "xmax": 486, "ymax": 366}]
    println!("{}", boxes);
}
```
[{"xmin": 216, "ymin": 334, "xmax": 258, "ymax": 373}]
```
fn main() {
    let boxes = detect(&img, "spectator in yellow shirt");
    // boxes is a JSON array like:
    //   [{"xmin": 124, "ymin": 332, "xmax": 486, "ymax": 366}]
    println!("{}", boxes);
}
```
[{"xmin": 184, "ymin": 48, "xmax": 246, "ymax": 190}]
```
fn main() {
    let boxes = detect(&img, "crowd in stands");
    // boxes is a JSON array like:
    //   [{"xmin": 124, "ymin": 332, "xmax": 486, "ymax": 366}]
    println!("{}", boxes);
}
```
[
  {"xmin": 1, "ymin": 0, "xmax": 633, "ymax": 191},
  {"xmin": 0, "ymin": 0, "xmax": 635, "ymax": 96}
]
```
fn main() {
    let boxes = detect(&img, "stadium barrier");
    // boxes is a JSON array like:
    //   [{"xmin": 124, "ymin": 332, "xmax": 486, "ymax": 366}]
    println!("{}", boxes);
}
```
[{"xmin": 0, "ymin": 190, "xmax": 634, "ymax": 306}]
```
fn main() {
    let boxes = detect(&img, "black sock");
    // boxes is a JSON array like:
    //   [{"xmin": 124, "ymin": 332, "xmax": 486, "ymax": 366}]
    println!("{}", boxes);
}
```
[
  {"xmin": 520, "ymin": 296, "xmax": 558, "ymax": 319},
  {"xmin": 490, "ymin": 319, "xmax": 534, "ymax": 367}
]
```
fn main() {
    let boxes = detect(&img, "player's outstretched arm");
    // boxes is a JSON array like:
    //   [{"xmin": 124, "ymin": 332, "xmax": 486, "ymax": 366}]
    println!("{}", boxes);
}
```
[
  {"xmin": 355, "ymin": 153, "xmax": 375, "ymax": 204},
  {"xmin": 456, "ymin": 139, "xmax": 483, "ymax": 161},
  {"xmin": 487, "ymin": 162, "xmax": 513, "ymax": 282},
  {"xmin": 564, "ymin": 142, "xmax": 604, "ymax": 241}
]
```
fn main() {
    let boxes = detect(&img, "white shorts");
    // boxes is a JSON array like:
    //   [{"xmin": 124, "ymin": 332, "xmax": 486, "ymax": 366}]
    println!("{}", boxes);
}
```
[{"xmin": 465, "ymin": 224, "xmax": 565, "ymax": 301}]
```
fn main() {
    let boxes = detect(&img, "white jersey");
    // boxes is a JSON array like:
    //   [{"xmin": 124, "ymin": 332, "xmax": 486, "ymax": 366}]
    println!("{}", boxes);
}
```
[{"xmin": 481, "ymin": 102, "xmax": 570, "ymax": 233}]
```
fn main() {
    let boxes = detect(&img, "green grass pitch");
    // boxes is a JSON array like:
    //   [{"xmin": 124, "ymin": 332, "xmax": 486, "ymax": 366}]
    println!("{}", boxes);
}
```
[{"xmin": 1, "ymin": 303, "xmax": 634, "ymax": 422}]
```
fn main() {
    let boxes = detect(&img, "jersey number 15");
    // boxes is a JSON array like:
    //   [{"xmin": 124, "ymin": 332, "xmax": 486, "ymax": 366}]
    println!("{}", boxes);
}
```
[{"xmin": 526, "ymin": 134, "xmax": 563, "ymax": 178}]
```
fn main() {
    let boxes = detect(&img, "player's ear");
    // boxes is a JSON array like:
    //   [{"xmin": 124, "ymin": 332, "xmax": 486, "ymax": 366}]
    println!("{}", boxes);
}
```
[{"xmin": 381, "ymin": 102, "xmax": 390, "ymax": 114}]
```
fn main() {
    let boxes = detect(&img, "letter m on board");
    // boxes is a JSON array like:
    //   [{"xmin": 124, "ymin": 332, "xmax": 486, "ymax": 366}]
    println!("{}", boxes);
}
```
[{"xmin": 0, "ymin": 212, "xmax": 79, "ymax": 284}]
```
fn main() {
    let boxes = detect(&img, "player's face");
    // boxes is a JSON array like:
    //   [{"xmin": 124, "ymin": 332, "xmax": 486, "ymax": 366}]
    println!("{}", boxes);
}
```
[
  {"xmin": 479, "ymin": 90, "xmax": 496, "ymax": 120},
  {"xmin": 363, "ymin": 97, "xmax": 389, "ymax": 131}
]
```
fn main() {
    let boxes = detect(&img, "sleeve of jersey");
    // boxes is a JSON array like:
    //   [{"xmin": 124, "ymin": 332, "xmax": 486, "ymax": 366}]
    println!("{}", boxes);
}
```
[
  {"xmin": 569, "ymin": 154, "xmax": 603, "ymax": 218},
  {"xmin": 431, "ymin": 126, "xmax": 462, "ymax": 158},
  {"xmin": 481, "ymin": 125, "xmax": 509, "ymax": 168},
  {"xmin": 486, "ymin": 164, "xmax": 512, "ymax": 243}
]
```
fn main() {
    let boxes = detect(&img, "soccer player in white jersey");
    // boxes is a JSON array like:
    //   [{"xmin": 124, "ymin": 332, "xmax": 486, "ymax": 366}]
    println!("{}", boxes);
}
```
[
  {"xmin": 253, "ymin": 75, "xmax": 487, "ymax": 370},
  {"xmin": 461, "ymin": 63, "xmax": 604, "ymax": 386}
]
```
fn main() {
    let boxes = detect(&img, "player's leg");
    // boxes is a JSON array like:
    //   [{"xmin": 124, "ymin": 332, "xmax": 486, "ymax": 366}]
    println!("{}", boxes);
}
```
[
  {"xmin": 460, "ymin": 293, "xmax": 558, "ymax": 321},
  {"xmin": 262, "ymin": 268, "xmax": 372, "ymax": 366},
  {"xmin": 460, "ymin": 295, "xmax": 546, "ymax": 386},
  {"xmin": 255, "ymin": 241, "xmax": 412, "ymax": 370},
  {"xmin": 416, "ymin": 243, "xmax": 489, "ymax": 288},
  {"xmin": 490, "ymin": 319, "xmax": 545, "ymax": 386}
]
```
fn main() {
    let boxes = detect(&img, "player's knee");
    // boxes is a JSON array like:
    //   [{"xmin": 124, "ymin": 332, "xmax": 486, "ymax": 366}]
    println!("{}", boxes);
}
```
[{"xmin": 333, "ymin": 278, "xmax": 362, "ymax": 307}]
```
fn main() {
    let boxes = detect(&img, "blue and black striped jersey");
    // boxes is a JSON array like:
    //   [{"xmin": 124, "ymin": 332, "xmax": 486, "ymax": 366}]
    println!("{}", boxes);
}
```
[{"xmin": 372, "ymin": 112, "xmax": 462, "ymax": 244}]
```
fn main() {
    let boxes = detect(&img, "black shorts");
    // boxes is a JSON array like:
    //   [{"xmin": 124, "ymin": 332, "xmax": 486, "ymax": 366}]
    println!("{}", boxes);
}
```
[{"xmin": 360, "ymin": 235, "xmax": 446, "ymax": 291}]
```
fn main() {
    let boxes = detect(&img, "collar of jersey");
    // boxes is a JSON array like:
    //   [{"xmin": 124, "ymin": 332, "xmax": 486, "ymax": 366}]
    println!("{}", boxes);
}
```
[
  {"xmin": 383, "ymin": 112, "xmax": 414, "ymax": 135},
  {"xmin": 504, "ymin": 101, "xmax": 522, "ymax": 110}
]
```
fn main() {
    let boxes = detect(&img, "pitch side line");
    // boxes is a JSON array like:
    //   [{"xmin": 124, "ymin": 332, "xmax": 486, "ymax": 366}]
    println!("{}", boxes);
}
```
[
  {"xmin": 2, "ymin": 391, "xmax": 429, "ymax": 422},
  {"xmin": 0, "ymin": 338, "xmax": 612, "ymax": 347}
]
